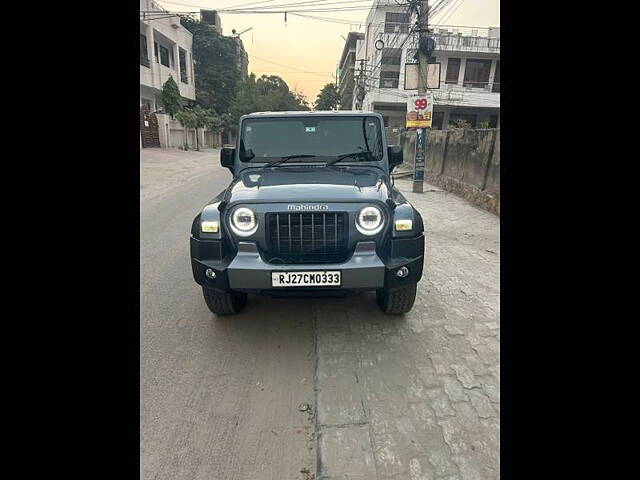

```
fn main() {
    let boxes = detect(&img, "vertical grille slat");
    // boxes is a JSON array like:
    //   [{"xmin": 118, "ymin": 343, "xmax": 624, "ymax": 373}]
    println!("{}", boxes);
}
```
[
  {"xmin": 267, "ymin": 212, "xmax": 348, "ymax": 263},
  {"xmin": 323, "ymin": 214, "xmax": 326, "ymax": 253}
]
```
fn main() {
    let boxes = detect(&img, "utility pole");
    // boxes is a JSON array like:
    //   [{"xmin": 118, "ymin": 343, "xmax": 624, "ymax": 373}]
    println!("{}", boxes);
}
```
[
  {"xmin": 355, "ymin": 59, "xmax": 366, "ymax": 110},
  {"xmin": 413, "ymin": 0, "xmax": 431, "ymax": 193}
]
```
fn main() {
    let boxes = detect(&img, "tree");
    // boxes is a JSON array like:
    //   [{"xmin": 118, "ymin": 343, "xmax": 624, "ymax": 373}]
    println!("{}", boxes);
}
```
[
  {"xmin": 293, "ymin": 89, "xmax": 310, "ymax": 110},
  {"xmin": 314, "ymin": 83, "xmax": 340, "ymax": 111},
  {"xmin": 227, "ymin": 74, "xmax": 309, "ymax": 135},
  {"xmin": 160, "ymin": 76, "xmax": 182, "ymax": 117},
  {"xmin": 192, "ymin": 105, "xmax": 215, "ymax": 151},
  {"xmin": 180, "ymin": 16, "xmax": 242, "ymax": 115},
  {"xmin": 175, "ymin": 110, "xmax": 198, "ymax": 150}
]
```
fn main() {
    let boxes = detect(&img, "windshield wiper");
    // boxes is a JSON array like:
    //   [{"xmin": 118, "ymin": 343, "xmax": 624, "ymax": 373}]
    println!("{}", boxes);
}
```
[
  {"xmin": 262, "ymin": 154, "xmax": 318, "ymax": 168},
  {"xmin": 325, "ymin": 150, "xmax": 374, "ymax": 166}
]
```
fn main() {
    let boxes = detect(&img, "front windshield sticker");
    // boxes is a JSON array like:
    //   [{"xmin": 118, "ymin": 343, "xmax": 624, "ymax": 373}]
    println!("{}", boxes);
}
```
[{"xmin": 305, "ymin": 127, "xmax": 316, "ymax": 133}]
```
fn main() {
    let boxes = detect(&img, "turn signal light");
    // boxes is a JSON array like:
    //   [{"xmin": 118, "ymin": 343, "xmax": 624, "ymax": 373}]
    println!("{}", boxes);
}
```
[
  {"xmin": 395, "ymin": 219, "xmax": 413, "ymax": 231},
  {"xmin": 201, "ymin": 221, "xmax": 219, "ymax": 233}
]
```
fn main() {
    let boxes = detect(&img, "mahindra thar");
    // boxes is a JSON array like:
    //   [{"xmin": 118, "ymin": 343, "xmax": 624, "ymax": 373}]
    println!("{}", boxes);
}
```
[{"xmin": 190, "ymin": 111, "xmax": 425, "ymax": 315}]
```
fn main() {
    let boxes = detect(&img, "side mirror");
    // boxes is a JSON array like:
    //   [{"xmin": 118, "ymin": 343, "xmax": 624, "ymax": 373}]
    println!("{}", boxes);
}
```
[
  {"xmin": 387, "ymin": 145, "xmax": 403, "ymax": 171},
  {"xmin": 220, "ymin": 147, "xmax": 235, "ymax": 173}
]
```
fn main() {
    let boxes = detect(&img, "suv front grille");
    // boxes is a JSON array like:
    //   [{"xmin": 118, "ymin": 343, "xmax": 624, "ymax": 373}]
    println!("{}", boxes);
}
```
[{"xmin": 265, "ymin": 212, "xmax": 349, "ymax": 264}]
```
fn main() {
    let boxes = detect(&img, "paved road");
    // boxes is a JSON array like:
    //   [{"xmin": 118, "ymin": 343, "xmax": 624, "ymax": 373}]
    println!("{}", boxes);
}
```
[{"xmin": 140, "ymin": 148, "xmax": 500, "ymax": 480}]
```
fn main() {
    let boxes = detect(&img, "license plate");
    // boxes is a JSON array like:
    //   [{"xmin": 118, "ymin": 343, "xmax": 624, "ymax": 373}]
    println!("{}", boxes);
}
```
[{"xmin": 271, "ymin": 271, "xmax": 341, "ymax": 287}]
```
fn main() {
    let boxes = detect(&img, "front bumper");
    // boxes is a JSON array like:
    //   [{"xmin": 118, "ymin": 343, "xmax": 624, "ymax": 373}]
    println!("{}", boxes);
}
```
[{"xmin": 191, "ymin": 236, "xmax": 424, "ymax": 295}]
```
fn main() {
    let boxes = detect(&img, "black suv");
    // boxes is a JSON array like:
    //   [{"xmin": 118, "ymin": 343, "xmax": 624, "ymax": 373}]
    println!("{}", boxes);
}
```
[{"xmin": 190, "ymin": 111, "xmax": 424, "ymax": 315}]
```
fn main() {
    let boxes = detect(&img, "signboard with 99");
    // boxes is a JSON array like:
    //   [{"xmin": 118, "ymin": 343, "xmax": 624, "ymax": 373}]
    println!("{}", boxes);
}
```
[{"xmin": 406, "ymin": 94, "xmax": 434, "ymax": 129}]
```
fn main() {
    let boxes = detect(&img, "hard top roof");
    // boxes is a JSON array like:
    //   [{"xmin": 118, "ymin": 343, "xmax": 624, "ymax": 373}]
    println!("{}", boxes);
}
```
[{"xmin": 241, "ymin": 110, "xmax": 380, "ymax": 118}]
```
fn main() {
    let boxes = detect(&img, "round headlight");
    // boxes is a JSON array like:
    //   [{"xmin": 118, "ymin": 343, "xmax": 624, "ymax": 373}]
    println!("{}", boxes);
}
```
[
  {"xmin": 356, "ymin": 206, "xmax": 384, "ymax": 235},
  {"xmin": 230, "ymin": 207, "xmax": 257, "ymax": 236}
]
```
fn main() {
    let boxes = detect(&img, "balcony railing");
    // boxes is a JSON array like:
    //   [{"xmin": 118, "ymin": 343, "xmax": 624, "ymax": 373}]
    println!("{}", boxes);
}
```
[
  {"xmin": 433, "ymin": 33, "xmax": 500, "ymax": 52},
  {"xmin": 443, "ymin": 82, "xmax": 500, "ymax": 93}
]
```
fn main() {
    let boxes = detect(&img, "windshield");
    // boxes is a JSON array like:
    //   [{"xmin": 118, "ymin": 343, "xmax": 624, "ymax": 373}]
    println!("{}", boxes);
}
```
[{"xmin": 239, "ymin": 116, "xmax": 384, "ymax": 162}]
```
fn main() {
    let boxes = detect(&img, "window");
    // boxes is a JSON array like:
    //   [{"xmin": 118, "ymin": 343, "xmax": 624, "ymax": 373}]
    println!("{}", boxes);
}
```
[
  {"xmin": 384, "ymin": 12, "xmax": 410, "ymax": 33},
  {"xmin": 492, "ymin": 61, "xmax": 500, "ymax": 93},
  {"xmin": 381, "ymin": 48, "xmax": 402, "ymax": 66},
  {"xmin": 386, "ymin": 12, "xmax": 410, "ymax": 23},
  {"xmin": 159, "ymin": 45, "xmax": 170, "ymax": 67},
  {"xmin": 380, "ymin": 71, "xmax": 399, "ymax": 89},
  {"xmin": 374, "ymin": 104, "xmax": 406, "ymax": 112},
  {"xmin": 432, "ymin": 111, "xmax": 444, "ymax": 130},
  {"xmin": 489, "ymin": 114, "xmax": 499, "ymax": 128},
  {"xmin": 141, "ymin": 98, "xmax": 153, "ymax": 111},
  {"xmin": 140, "ymin": 34, "xmax": 150, "ymax": 67},
  {"xmin": 446, "ymin": 58, "xmax": 460, "ymax": 84},
  {"xmin": 179, "ymin": 48, "xmax": 188, "ymax": 83},
  {"xmin": 463, "ymin": 59, "xmax": 492, "ymax": 88}
]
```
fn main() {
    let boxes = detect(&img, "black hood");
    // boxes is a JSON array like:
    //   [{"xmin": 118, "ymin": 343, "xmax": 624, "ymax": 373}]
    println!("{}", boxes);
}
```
[{"xmin": 222, "ymin": 166, "xmax": 393, "ymax": 205}]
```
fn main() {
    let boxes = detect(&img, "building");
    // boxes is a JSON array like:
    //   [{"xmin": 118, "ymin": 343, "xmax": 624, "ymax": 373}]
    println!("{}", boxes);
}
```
[
  {"xmin": 140, "ymin": 1, "xmax": 225, "ymax": 149},
  {"xmin": 337, "ymin": 32, "xmax": 365, "ymax": 109},
  {"xmin": 140, "ymin": 0, "xmax": 196, "ymax": 111},
  {"xmin": 352, "ymin": 0, "xmax": 500, "ymax": 129},
  {"xmin": 200, "ymin": 9, "xmax": 223, "ymax": 34}
]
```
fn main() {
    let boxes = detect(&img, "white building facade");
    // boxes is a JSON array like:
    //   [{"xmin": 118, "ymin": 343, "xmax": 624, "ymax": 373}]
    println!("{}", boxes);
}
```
[
  {"xmin": 337, "ymin": 32, "xmax": 365, "ymax": 110},
  {"xmin": 141, "ymin": 0, "xmax": 225, "ymax": 149},
  {"xmin": 140, "ymin": 0, "xmax": 196, "ymax": 111},
  {"xmin": 353, "ymin": 1, "xmax": 500, "ymax": 130}
]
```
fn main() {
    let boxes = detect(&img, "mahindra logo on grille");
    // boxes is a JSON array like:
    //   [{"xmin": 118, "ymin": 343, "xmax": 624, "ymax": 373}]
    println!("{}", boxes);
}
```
[{"xmin": 287, "ymin": 204, "xmax": 329, "ymax": 211}]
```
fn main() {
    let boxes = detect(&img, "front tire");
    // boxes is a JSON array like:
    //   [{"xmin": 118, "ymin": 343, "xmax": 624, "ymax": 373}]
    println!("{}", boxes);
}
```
[
  {"xmin": 202, "ymin": 287, "xmax": 247, "ymax": 315},
  {"xmin": 376, "ymin": 284, "xmax": 417, "ymax": 315}
]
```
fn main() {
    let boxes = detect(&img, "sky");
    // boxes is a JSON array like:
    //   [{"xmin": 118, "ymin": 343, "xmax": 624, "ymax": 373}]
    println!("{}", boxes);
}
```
[{"xmin": 156, "ymin": 0, "xmax": 500, "ymax": 104}]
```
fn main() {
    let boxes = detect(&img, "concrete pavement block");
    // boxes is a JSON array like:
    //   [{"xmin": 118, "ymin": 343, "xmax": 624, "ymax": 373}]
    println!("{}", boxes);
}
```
[
  {"xmin": 316, "ymin": 352, "xmax": 366, "ymax": 426},
  {"xmin": 318, "ymin": 425, "xmax": 376, "ymax": 478}
]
